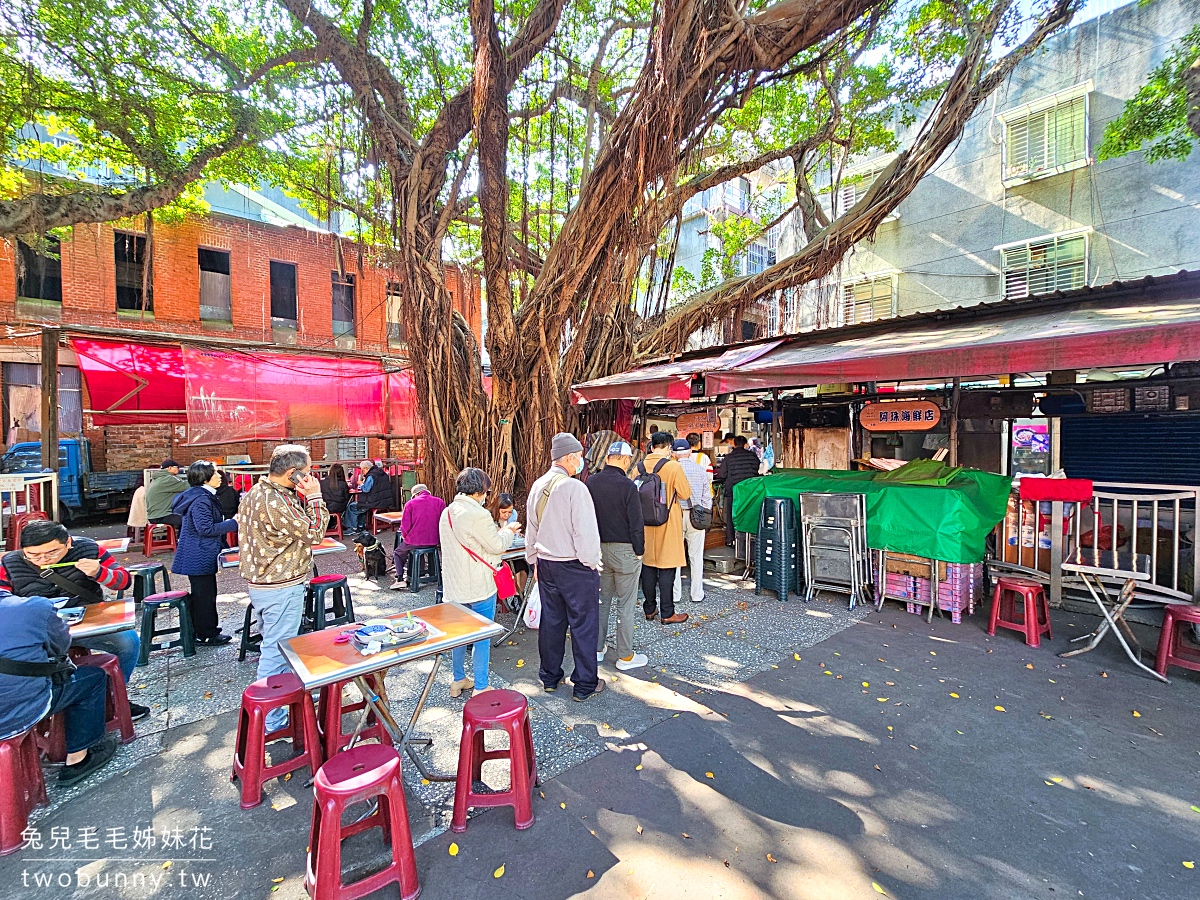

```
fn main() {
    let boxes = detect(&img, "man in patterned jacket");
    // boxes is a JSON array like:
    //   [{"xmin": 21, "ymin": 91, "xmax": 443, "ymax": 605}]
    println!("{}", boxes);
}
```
[{"xmin": 235, "ymin": 445, "xmax": 328, "ymax": 730}]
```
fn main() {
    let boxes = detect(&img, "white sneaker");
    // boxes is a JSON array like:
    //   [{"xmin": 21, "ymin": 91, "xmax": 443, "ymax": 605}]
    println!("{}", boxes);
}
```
[
  {"xmin": 690, "ymin": 594, "xmax": 705, "ymax": 603},
  {"xmin": 597, "ymin": 650, "xmax": 606, "ymax": 663},
  {"xmin": 388, "ymin": 580, "xmax": 405, "ymax": 591},
  {"xmin": 615, "ymin": 653, "xmax": 648, "ymax": 671}
]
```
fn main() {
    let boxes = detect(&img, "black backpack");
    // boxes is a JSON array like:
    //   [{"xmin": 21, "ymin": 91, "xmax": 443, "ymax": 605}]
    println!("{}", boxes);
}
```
[{"xmin": 633, "ymin": 458, "xmax": 672, "ymax": 526}]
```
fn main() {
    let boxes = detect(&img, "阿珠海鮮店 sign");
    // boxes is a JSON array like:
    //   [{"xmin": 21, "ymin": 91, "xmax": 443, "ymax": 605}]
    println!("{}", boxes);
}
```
[{"xmin": 859, "ymin": 400, "xmax": 942, "ymax": 431}]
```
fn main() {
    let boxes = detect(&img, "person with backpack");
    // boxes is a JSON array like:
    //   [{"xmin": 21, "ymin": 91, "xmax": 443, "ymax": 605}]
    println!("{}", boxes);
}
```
[
  {"xmin": 635, "ymin": 431, "xmax": 692, "ymax": 625},
  {"xmin": 525, "ymin": 433, "xmax": 604, "ymax": 701}
]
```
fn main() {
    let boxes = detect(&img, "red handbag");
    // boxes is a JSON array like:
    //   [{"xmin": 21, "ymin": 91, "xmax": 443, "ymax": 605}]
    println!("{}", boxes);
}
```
[{"xmin": 447, "ymin": 512, "xmax": 518, "ymax": 601}]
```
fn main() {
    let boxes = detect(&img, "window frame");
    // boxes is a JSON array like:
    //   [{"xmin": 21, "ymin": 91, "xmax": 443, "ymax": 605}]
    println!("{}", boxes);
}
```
[
  {"xmin": 113, "ymin": 231, "xmax": 151, "ymax": 313},
  {"xmin": 996, "ymin": 229, "xmax": 1090, "ymax": 301},
  {"xmin": 834, "ymin": 165, "xmax": 900, "ymax": 223},
  {"xmin": 840, "ymin": 272, "xmax": 898, "ymax": 326},
  {"xmin": 197, "ymin": 246, "xmax": 232, "ymax": 323},
  {"xmin": 385, "ymin": 281, "xmax": 406, "ymax": 346},
  {"xmin": 15, "ymin": 236, "xmax": 63, "ymax": 303},
  {"xmin": 331, "ymin": 270, "xmax": 357, "ymax": 337},
  {"xmin": 998, "ymin": 81, "xmax": 1093, "ymax": 187},
  {"xmin": 269, "ymin": 259, "xmax": 298, "ymax": 325}
]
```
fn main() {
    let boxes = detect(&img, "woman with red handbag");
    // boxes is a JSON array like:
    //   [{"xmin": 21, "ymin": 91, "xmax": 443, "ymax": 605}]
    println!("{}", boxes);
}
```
[{"xmin": 440, "ymin": 467, "xmax": 522, "ymax": 697}]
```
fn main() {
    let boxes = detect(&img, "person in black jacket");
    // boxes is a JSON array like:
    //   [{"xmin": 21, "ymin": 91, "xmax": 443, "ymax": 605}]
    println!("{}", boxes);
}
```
[
  {"xmin": 345, "ymin": 460, "xmax": 393, "ymax": 531},
  {"xmin": 718, "ymin": 435, "xmax": 762, "ymax": 546},
  {"xmin": 320, "ymin": 463, "xmax": 351, "ymax": 516},
  {"xmin": 586, "ymin": 441, "xmax": 647, "ymax": 671},
  {"xmin": 171, "ymin": 461, "xmax": 238, "ymax": 645},
  {"xmin": 214, "ymin": 471, "xmax": 242, "ymax": 519}
]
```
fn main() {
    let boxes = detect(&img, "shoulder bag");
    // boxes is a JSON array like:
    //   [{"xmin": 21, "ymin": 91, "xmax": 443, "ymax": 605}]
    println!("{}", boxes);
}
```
[{"xmin": 447, "ymin": 512, "xmax": 518, "ymax": 601}]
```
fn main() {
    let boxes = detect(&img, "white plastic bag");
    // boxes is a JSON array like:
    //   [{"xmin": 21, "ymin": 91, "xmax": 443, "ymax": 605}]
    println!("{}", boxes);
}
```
[{"xmin": 522, "ymin": 583, "xmax": 542, "ymax": 629}]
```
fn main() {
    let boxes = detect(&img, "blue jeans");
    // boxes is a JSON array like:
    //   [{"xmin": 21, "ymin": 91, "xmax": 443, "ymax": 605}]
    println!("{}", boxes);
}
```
[
  {"xmin": 452, "ymin": 596, "xmax": 496, "ymax": 691},
  {"xmin": 249, "ymin": 583, "xmax": 306, "ymax": 730},
  {"xmin": 50, "ymin": 665, "xmax": 108, "ymax": 754},
  {"xmin": 74, "ymin": 629, "xmax": 140, "ymax": 683},
  {"xmin": 344, "ymin": 502, "xmax": 363, "ymax": 532}
]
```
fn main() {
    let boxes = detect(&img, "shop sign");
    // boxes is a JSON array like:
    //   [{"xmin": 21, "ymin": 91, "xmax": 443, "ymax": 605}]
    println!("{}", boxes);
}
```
[
  {"xmin": 677, "ymin": 407, "xmax": 720, "ymax": 434},
  {"xmin": 859, "ymin": 401, "xmax": 941, "ymax": 431}
]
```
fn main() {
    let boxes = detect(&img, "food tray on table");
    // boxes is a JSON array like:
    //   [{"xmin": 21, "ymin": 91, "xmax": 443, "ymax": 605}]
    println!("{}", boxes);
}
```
[{"xmin": 344, "ymin": 616, "xmax": 444, "ymax": 654}]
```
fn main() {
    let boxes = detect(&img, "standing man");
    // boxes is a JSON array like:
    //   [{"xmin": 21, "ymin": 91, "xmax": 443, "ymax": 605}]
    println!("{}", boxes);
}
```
[
  {"xmin": 684, "ymin": 432, "xmax": 714, "ymax": 476},
  {"xmin": 526, "ymin": 433, "xmax": 604, "ymax": 701},
  {"xmin": 389, "ymin": 483, "xmax": 446, "ymax": 589},
  {"xmin": 236, "ymin": 445, "xmax": 328, "ymax": 731},
  {"xmin": 345, "ymin": 459, "xmax": 393, "ymax": 531},
  {"xmin": 586, "ymin": 441, "xmax": 647, "ymax": 671},
  {"xmin": 638, "ymin": 431, "xmax": 692, "ymax": 625},
  {"xmin": 718, "ymin": 435, "xmax": 763, "ymax": 546},
  {"xmin": 0, "ymin": 520, "xmax": 150, "ymax": 720},
  {"xmin": 673, "ymin": 438, "xmax": 713, "ymax": 606},
  {"xmin": 146, "ymin": 459, "xmax": 187, "ymax": 531}
]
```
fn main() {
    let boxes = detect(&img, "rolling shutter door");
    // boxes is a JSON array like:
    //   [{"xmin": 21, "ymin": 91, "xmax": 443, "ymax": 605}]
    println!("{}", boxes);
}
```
[{"xmin": 1060, "ymin": 413, "xmax": 1200, "ymax": 486}]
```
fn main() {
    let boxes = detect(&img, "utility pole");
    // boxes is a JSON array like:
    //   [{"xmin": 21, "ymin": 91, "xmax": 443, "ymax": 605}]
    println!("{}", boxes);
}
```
[{"xmin": 41, "ymin": 327, "xmax": 60, "ymax": 472}]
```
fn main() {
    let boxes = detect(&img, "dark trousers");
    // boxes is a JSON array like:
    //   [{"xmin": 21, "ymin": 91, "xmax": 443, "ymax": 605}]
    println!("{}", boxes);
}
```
[
  {"xmin": 150, "ymin": 514, "xmax": 183, "ymax": 531},
  {"xmin": 724, "ymin": 489, "xmax": 736, "ymax": 545},
  {"xmin": 394, "ymin": 541, "xmax": 436, "ymax": 580},
  {"xmin": 49, "ymin": 665, "xmax": 108, "ymax": 754},
  {"xmin": 188, "ymin": 573, "xmax": 220, "ymax": 639},
  {"xmin": 641, "ymin": 565, "xmax": 677, "ymax": 620},
  {"xmin": 537, "ymin": 558, "xmax": 600, "ymax": 698}
]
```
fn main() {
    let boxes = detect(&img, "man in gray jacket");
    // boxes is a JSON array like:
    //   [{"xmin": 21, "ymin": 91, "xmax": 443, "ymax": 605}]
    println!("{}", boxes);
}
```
[{"xmin": 526, "ymin": 433, "xmax": 604, "ymax": 701}]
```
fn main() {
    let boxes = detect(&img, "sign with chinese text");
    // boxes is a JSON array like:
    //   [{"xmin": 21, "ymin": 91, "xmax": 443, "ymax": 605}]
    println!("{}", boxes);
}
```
[
  {"xmin": 676, "ymin": 407, "xmax": 721, "ymax": 434},
  {"xmin": 859, "ymin": 401, "xmax": 942, "ymax": 432}
]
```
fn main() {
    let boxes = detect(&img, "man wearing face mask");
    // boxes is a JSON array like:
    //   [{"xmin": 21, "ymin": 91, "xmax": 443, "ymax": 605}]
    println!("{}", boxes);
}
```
[{"xmin": 525, "ymin": 433, "xmax": 604, "ymax": 702}]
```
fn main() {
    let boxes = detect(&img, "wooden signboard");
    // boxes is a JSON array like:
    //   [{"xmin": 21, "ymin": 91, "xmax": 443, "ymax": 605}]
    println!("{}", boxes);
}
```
[
  {"xmin": 676, "ymin": 408, "xmax": 721, "ymax": 434},
  {"xmin": 859, "ymin": 400, "xmax": 941, "ymax": 432}
]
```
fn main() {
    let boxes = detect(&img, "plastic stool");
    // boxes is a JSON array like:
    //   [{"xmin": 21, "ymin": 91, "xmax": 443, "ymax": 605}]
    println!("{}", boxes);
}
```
[
  {"xmin": 71, "ymin": 649, "xmax": 136, "ymax": 743},
  {"xmin": 450, "ymin": 688, "xmax": 537, "ymax": 833},
  {"xmin": 987, "ymin": 576, "xmax": 1053, "ymax": 648},
  {"xmin": 126, "ymin": 562, "xmax": 171, "ymax": 603},
  {"xmin": 136, "ymin": 591, "xmax": 197, "ymax": 666},
  {"xmin": 1154, "ymin": 603, "xmax": 1200, "ymax": 677},
  {"xmin": 8, "ymin": 511, "xmax": 50, "ymax": 551},
  {"xmin": 408, "ymin": 547, "xmax": 441, "ymax": 593},
  {"xmin": 231, "ymin": 674, "xmax": 323, "ymax": 810},
  {"xmin": 237, "ymin": 604, "xmax": 262, "ymax": 661},
  {"xmin": 143, "ymin": 524, "xmax": 177, "ymax": 556},
  {"xmin": 316, "ymin": 675, "xmax": 394, "ymax": 760},
  {"xmin": 326, "ymin": 513, "xmax": 343, "ymax": 539},
  {"xmin": 35, "ymin": 714, "xmax": 67, "ymax": 764},
  {"xmin": 1, "ymin": 730, "xmax": 47, "ymax": 856},
  {"xmin": 304, "ymin": 575, "xmax": 354, "ymax": 632},
  {"xmin": 306, "ymin": 743, "xmax": 420, "ymax": 900}
]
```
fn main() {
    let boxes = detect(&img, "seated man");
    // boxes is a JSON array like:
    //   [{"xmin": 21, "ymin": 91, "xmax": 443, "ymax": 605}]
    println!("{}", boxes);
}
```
[
  {"xmin": 146, "ymin": 459, "xmax": 187, "ymax": 531},
  {"xmin": 0, "ymin": 592, "xmax": 119, "ymax": 785},
  {"xmin": 390, "ymin": 484, "xmax": 446, "ymax": 589},
  {"xmin": 344, "ymin": 459, "xmax": 393, "ymax": 531},
  {"xmin": 0, "ymin": 521, "xmax": 149, "ymax": 721}
]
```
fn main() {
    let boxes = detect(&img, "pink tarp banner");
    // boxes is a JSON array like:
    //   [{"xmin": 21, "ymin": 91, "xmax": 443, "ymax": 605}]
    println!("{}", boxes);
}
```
[
  {"xmin": 70, "ymin": 339, "xmax": 186, "ymax": 425},
  {"xmin": 385, "ymin": 370, "xmax": 423, "ymax": 438}
]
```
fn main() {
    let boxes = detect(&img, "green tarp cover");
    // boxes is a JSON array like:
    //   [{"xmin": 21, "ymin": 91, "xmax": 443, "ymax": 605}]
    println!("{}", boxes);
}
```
[{"xmin": 732, "ymin": 465, "xmax": 1012, "ymax": 564}]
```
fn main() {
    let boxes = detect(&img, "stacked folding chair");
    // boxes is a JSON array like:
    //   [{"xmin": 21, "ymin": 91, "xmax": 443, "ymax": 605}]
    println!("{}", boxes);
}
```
[{"xmin": 799, "ymin": 492, "xmax": 871, "ymax": 608}]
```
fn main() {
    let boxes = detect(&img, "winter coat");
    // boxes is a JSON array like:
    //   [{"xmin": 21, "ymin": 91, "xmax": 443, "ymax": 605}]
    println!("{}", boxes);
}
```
[
  {"xmin": 320, "ymin": 478, "xmax": 350, "ymax": 515},
  {"xmin": 235, "ymin": 477, "xmax": 329, "ymax": 588},
  {"xmin": 0, "ymin": 594, "xmax": 70, "ymax": 742},
  {"xmin": 171, "ymin": 486, "xmax": 238, "ymax": 576},
  {"xmin": 638, "ymin": 451, "xmax": 692, "ymax": 569},
  {"xmin": 214, "ymin": 485, "xmax": 242, "ymax": 519},
  {"xmin": 440, "ymin": 494, "xmax": 515, "ymax": 604},
  {"xmin": 146, "ymin": 470, "xmax": 187, "ymax": 519},
  {"xmin": 358, "ymin": 465, "xmax": 394, "ymax": 510},
  {"xmin": 718, "ymin": 447, "xmax": 762, "ymax": 496}
]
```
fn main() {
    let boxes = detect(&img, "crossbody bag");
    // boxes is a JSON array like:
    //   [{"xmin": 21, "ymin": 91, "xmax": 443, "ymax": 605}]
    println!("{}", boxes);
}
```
[{"xmin": 447, "ymin": 512, "xmax": 518, "ymax": 601}]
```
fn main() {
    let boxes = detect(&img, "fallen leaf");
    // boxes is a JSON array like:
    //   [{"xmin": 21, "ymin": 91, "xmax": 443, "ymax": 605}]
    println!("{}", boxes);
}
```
[
  {"xmin": 682, "ymin": 832, "xmax": 691, "ymax": 839},
  {"xmin": 949, "ymin": 692, "xmax": 959, "ymax": 698},
  {"xmin": 794, "ymin": 653, "xmax": 801, "ymax": 661},
  {"xmin": 1049, "ymin": 679, "xmax": 1056, "ymax": 683},
  {"xmin": 516, "ymin": 659, "xmax": 525, "ymax": 668},
  {"xmin": 137, "ymin": 684, "xmax": 147, "ymax": 689},
  {"xmin": 823, "ymin": 670, "xmax": 833, "ymax": 675},
  {"xmin": 877, "ymin": 658, "xmax": 886, "ymax": 663},
  {"xmin": 723, "ymin": 860, "xmax": 730, "ymax": 867},
  {"xmin": 560, "ymin": 802, "xmax": 567, "ymax": 809},
  {"xmin": 1101, "ymin": 671, "xmax": 1108, "ymax": 678},
  {"xmin": 886, "ymin": 726, "xmax": 893, "ymax": 731},
  {"xmin": 862, "ymin": 681, "xmax": 870, "ymax": 687},
  {"xmin": 203, "ymin": 691, "xmax": 213, "ymax": 699},
  {"xmin": 956, "ymin": 730, "xmax": 964, "ymax": 735},
  {"xmin": 636, "ymin": 825, "xmax": 643, "ymax": 834},
  {"xmin": 1052, "ymin": 777, "xmax": 1063, "ymax": 783},
  {"xmin": 539, "ymin": 791, "xmax": 546, "ymax": 799},
  {"xmin": 766, "ymin": 853, "xmax": 778, "ymax": 863},
  {"xmin": 885, "ymin": 681, "xmax": 895, "ymax": 686},
  {"xmin": 874, "ymin": 764, "xmax": 881, "ymax": 771},
  {"xmin": 271, "ymin": 887, "xmax": 279, "ymax": 893},
  {"xmin": 449, "ymin": 843, "xmax": 459, "ymax": 856},
  {"xmin": 994, "ymin": 705, "xmax": 1006, "ymax": 712},
  {"xmin": 873, "ymin": 882, "xmax": 888, "ymax": 895},
  {"xmin": 493, "ymin": 864, "xmax": 505, "ymax": 878},
  {"xmin": 705, "ymin": 772, "xmax": 714, "ymax": 779},
  {"xmin": 727, "ymin": 631, "xmax": 733, "ymax": 636},
  {"xmin": 877, "ymin": 697, "xmax": 889, "ymax": 702},
  {"xmin": 635, "ymin": 764, "xmax": 643, "ymax": 771},
  {"xmin": 909, "ymin": 744, "xmax": 919, "ymax": 751},
  {"xmin": 1025, "ymin": 664, "xmax": 1034, "ymax": 670},
  {"xmin": 587, "ymin": 870, "xmax": 595, "ymax": 878},
  {"xmin": 929, "ymin": 651, "xmax": 936, "ymax": 656},
  {"xmin": 1132, "ymin": 710, "xmax": 1141, "ymax": 718},
  {"xmin": 283, "ymin": 773, "xmax": 292, "ymax": 781},
  {"xmin": 162, "ymin": 862, "xmax": 172, "ymax": 870},
  {"xmin": 272, "ymin": 878, "xmax": 284, "ymax": 884},
  {"xmin": 1191, "ymin": 805, "xmax": 1200, "ymax": 814},
  {"xmin": 1045, "ymin": 781, "xmax": 1054, "ymax": 786},
  {"xmin": 1185, "ymin": 861, "xmax": 1195, "ymax": 869}
]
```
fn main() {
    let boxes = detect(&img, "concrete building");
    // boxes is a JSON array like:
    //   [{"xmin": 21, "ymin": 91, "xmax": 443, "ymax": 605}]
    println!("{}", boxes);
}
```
[{"xmin": 774, "ymin": 0, "xmax": 1200, "ymax": 330}]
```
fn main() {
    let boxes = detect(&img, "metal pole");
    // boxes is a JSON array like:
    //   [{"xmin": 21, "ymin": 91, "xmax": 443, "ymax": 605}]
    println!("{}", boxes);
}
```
[
  {"xmin": 41, "ymin": 327, "xmax": 60, "ymax": 474},
  {"xmin": 948, "ymin": 377, "xmax": 961, "ymax": 466}
]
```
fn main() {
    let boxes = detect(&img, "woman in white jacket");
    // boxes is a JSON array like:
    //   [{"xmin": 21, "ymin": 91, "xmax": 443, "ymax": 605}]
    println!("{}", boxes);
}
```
[{"xmin": 440, "ymin": 468, "xmax": 521, "ymax": 696}]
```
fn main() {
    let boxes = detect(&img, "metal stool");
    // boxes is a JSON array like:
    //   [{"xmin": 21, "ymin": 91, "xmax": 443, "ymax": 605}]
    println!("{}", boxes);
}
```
[{"xmin": 136, "ymin": 591, "xmax": 196, "ymax": 666}]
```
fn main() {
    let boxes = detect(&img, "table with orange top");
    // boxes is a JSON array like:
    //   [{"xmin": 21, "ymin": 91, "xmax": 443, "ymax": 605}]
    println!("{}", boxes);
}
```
[
  {"xmin": 279, "ymin": 602, "xmax": 503, "ymax": 781},
  {"xmin": 68, "ymin": 600, "xmax": 136, "ymax": 639}
]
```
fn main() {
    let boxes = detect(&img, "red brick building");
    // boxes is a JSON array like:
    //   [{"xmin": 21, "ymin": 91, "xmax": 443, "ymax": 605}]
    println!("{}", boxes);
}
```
[{"xmin": 0, "ymin": 211, "xmax": 480, "ymax": 470}]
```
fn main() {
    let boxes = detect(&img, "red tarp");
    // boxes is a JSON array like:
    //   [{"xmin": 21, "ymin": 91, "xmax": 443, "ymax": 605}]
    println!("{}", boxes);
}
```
[
  {"xmin": 570, "ymin": 341, "xmax": 783, "ymax": 403},
  {"xmin": 70, "ymin": 338, "xmax": 186, "ymax": 425}
]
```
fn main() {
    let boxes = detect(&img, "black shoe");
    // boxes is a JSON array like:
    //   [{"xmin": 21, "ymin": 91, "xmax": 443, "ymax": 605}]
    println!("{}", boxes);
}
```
[
  {"xmin": 543, "ymin": 682, "xmax": 559, "ymax": 693},
  {"xmin": 644, "ymin": 609, "xmax": 658, "ymax": 621},
  {"xmin": 572, "ymin": 680, "xmax": 607, "ymax": 703},
  {"xmin": 59, "ymin": 734, "xmax": 119, "ymax": 786},
  {"xmin": 128, "ymin": 702, "xmax": 151, "ymax": 722},
  {"xmin": 196, "ymin": 634, "xmax": 233, "ymax": 646}
]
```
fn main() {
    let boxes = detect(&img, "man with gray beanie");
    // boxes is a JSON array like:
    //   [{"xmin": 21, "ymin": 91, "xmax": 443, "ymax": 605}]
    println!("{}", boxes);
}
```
[{"xmin": 526, "ymin": 432, "xmax": 605, "ymax": 701}]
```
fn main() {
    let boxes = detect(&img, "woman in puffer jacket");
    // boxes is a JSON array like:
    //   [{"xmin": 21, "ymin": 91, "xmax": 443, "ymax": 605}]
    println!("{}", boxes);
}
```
[{"xmin": 172, "ymin": 461, "xmax": 238, "ymax": 646}]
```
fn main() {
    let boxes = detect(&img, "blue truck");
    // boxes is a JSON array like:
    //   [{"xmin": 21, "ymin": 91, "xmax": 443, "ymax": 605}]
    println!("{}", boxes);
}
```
[{"xmin": 0, "ymin": 438, "xmax": 142, "ymax": 523}]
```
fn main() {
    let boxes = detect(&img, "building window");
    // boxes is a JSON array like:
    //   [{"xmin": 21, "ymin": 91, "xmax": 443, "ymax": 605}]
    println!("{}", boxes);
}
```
[
  {"xmin": 746, "ymin": 243, "xmax": 776, "ymax": 275},
  {"xmin": 16, "ymin": 238, "xmax": 62, "ymax": 302},
  {"xmin": 337, "ymin": 437, "xmax": 367, "ymax": 460},
  {"xmin": 842, "ymin": 275, "xmax": 896, "ymax": 325},
  {"xmin": 835, "ymin": 168, "xmax": 899, "ymax": 221},
  {"xmin": 728, "ymin": 178, "xmax": 751, "ymax": 213},
  {"xmin": 198, "ymin": 248, "xmax": 232, "ymax": 322},
  {"xmin": 386, "ymin": 281, "xmax": 406, "ymax": 346},
  {"xmin": 1001, "ymin": 84, "xmax": 1090, "ymax": 185},
  {"xmin": 332, "ymin": 271, "xmax": 356, "ymax": 337},
  {"xmin": 114, "ymin": 232, "xmax": 151, "ymax": 312},
  {"xmin": 269, "ymin": 260, "xmax": 297, "ymax": 325},
  {"xmin": 1000, "ymin": 231, "xmax": 1088, "ymax": 300}
]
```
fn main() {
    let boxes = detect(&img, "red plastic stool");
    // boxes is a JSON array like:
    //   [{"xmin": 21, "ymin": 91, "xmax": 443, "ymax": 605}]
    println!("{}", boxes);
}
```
[
  {"xmin": 1, "ymin": 729, "xmax": 47, "ymax": 856},
  {"xmin": 316, "ymin": 675, "xmax": 394, "ymax": 760},
  {"xmin": 231, "ymin": 674, "xmax": 323, "ymax": 810},
  {"xmin": 305, "ymin": 744, "xmax": 420, "ymax": 900},
  {"xmin": 7, "ymin": 510, "xmax": 49, "ymax": 552},
  {"xmin": 35, "ymin": 714, "xmax": 67, "ymax": 763},
  {"xmin": 988, "ymin": 576, "xmax": 1053, "ymax": 648},
  {"xmin": 450, "ymin": 688, "xmax": 537, "ymax": 833},
  {"xmin": 143, "ymin": 524, "xmax": 177, "ymax": 556},
  {"xmin": 326, "ymin": 512, "xmax": 343, "ymax": 539},
  {"xmin": 1154, "ymin": 604, "xmax": 1200, "ymax": 677},
  {"xmin": 70, "ymin": 649, "xmax": 136, "ymax": 743}
]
